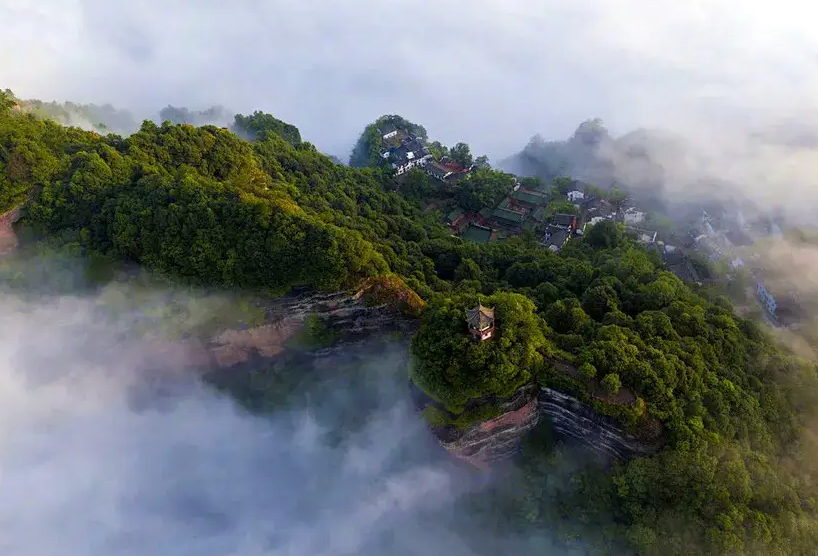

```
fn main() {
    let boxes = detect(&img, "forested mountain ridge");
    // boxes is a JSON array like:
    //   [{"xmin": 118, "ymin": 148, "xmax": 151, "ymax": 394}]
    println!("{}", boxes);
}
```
[{"xmin": 2, "ymin": 90, "xmax": 818, "ymax": 556}]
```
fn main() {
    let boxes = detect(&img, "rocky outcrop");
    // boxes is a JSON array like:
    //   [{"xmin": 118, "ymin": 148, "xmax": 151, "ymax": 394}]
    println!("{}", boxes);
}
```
[
  {"xmin": 539, "ymin": 387, "xmax": 661, "ymax": 460},
  {"xmin": 434, "ymin": 384, "xmax": 540, "ymax": 467},
  {"xmin": 208, "ymin": 289, "xmax": 414, "ymax": 367},
  {"xmin": 427, "ymin": 384, "xmax": 662, "ymax": 468},
  {"xmin": 125, "ymin": 288, "xmax": 417, "ymax": 372},
  {"xmin": 0, "ymin": 208, "xmax": 20, "ymax": 256}
]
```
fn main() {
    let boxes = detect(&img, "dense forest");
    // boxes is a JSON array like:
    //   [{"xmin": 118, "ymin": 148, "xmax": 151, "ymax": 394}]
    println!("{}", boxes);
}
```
[{"xmin": 2, "ymin": 89, "xmax": 818, "ymax": 556}]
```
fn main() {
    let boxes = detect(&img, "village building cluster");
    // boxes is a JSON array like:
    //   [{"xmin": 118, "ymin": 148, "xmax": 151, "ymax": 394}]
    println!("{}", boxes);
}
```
[
  {"xmin": 444, "ymin": 176, "xmax": 657, "ymax": 254},
  {"xmin": 663, "ymin": 204, "xmax": 806, "ymax": 328},
  {"xmin": 379, "ymin": 118, "xmax": 805, "ymax": 330},
  {"xmin": 377, "ymin": 119, "xmax": 667, "ymax": 272},
  {"xmin": 377, "ymin": 122, "xmax": 473, "ymax": 183},
  {"xmin": 379, "ymin": 119, "xmax": 808, "ymax": 328}
]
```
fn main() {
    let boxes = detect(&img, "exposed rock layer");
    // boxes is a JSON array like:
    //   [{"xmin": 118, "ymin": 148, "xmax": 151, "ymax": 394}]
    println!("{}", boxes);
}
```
[
  {"xmin": 0, "ymin": 208, "xmax": 20, "ymax": 256},
  {"xmin": 437, "ymin": 384, "xmax": 540, "ymax": 466},
  {"xmin": 539, "ymin": 387, "xmax": 660, "ymax": 460}
]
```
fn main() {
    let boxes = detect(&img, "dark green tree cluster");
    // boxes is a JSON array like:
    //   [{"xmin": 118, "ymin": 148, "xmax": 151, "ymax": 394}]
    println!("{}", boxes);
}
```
[
  {"xmin": 0, "ymin": 98, "xmax": 105, "ymax": 213},
  {"xmin": 411, "ymin": 291, "xmax": 549, "ymax": 414},
  {"xmin": 411, "ymin": 221, "xmax": 818, "ymax": 555},
  {"xmin": 455, "ymin": 167, "xmax": 516, "ymax": 211},
  {"xmin": 232, "ymin": 111, "xmax": 302, "ymax": 146}
]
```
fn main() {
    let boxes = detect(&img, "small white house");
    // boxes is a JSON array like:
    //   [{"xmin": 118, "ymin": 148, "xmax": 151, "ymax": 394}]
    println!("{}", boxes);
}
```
[
  {"xmin": 393, "ymin": 152, "xmax": 431, "ymax": 175},
  {"xmin": 382, "ymin": 130, "xmax": 398, "ymax": 140},
  {"xmin": 624, "ymin": 207, "xmax": 646, "ymax": 225},
  {"xmin": 567, "ymin": 190, "xmax": 585, "ymax": 202}
]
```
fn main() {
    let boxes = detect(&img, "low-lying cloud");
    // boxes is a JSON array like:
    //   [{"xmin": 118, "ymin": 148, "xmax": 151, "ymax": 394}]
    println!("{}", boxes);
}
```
[
  {"xmin": 2, "ymin": 0, "xmax": 816, "ymax": 164},
  {"xmin": 0, "ymin": 291, "xmax": 451, "ymax": 555},
  {"xmin": 0, "ymin": 264, "xmax": 596, "ymax": 556}
]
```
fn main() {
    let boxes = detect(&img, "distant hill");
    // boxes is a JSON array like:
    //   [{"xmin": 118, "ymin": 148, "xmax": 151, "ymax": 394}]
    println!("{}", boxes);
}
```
[
  {"xmin": 499, "ymin": 119, "xmax": 694, "ymax": 214},
  {"xmin": 12, "ymin": 95, "xmax": 139, "ymax": 135},
  {"xmin": 159, "ymin": 105, "xmax": 231, "ymax": 128}
]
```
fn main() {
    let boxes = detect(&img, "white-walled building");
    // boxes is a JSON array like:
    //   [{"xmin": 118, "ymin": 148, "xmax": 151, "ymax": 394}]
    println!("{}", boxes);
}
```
[{"xmin": 567, "ymin": 190, "xmax": 585, "ymax": 203}]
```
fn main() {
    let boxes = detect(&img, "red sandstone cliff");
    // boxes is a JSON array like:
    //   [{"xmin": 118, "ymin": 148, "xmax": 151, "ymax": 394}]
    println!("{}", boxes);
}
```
[
  {"xmin": 0, "ymin": 208, "xmax": 20, "ymax": 256},
  {"xmin": 430, "ymin": 384, "xmax": 541, "ymax": 467}
]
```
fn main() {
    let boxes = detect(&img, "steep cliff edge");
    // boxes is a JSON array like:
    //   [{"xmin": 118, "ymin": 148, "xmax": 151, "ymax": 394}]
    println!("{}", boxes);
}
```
[
  {"xmin": 413, "ymin": 382, "xmax": 662, "ymax": 468},
  {"xmin": 208, "ymin": 288, "xmax": 413, "ymax": 367},
  {"xmin": 0, "ymin": 208, "xmax": 20, "ymax": 256},
  {"xmin": 539, "ymin": 387, "xmax": 662, "ymax": 460},
  {"xmin": 431, "ymin": 384, "xmax": 541, "ymax": 467}
]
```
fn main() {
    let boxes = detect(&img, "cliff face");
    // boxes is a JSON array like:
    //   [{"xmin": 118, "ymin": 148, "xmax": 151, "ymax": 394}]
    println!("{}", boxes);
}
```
[
  {"xmin": 208, "ymin": 289, "xmax": 412, "ymax": 367},
  {"xmin": 436, "ymin": 384, "xmax": 540, "ymax": 467},
  {"xmin": 429, "ymin": 384, "xmax": 662, "ymax": 468},
  {"xmin": 136, "ymin": 288, "xmax": 417, "ymax": 373},
  {"xmin": 539, "ymin": 387, "xmax": 661, "ymax": 460},
  {"xmin": 0, "ymin": 208, "xmax": 20, "ymax": 256}
]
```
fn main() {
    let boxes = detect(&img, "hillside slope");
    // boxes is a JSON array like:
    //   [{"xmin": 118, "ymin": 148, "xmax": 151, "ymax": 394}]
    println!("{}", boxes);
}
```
[{"xmin": 2, "ymin": 90, "xmax": 818, "ymax": 556}]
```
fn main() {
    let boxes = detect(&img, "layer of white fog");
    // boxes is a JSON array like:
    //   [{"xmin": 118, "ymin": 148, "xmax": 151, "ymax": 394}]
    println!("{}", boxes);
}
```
[
  {"xmin": 2, "ymin": 1, "xmax": 817, "ymax": 161},
  {"xmin": 0, "ymin": 275, "xmax": 589, "ymax": 556}
]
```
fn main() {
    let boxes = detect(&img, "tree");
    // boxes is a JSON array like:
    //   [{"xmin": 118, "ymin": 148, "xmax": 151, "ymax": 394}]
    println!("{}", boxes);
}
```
[
  {"xmin": 232, "ymin": 111, "xmax": 302, "ymax": 146},
  {"xmin": 545, "ymin": 298, "xmax": 591, "ymax": 335},
  {"xmin": 410, "ymin": 291, "xmax": 550, "ymax": 414},
  {"xmin": 474, "ymin": 155, "xmax": 490, "ymax": 168},
  {"xmin": 570, "ymin": 118, "xmax": 609, "ymax": 146},
  {"xmin": 585, "ymin": 219, "xmax": 624, "ymax": 249},
  {"xmin": 159, "ymin": 105, "xmax": 228, "ymax": 126},
  {"xmin": 456, "ymin": 167, "xmax": 515, "ymax": 211},
  {"xmin": 579, "ymin": 361, "xmax": 597, "ymax": 381},
  {"xmin": 454, "ymin": 258, "xmax": 482, "ymax": 282},
  {"xmin": 581, "ymin": 285, "xmax": 619, "ymax": 321},
  {"xmin": 428, "ymin": 140, "xmax": 449, "ymax": 160},
  {"xmin": 552, "ymin": 176, "xmax": 574, "ymax": 196},
  {"xmin": 601, "ymin": 372, "xmax": 621, "ymax": 395},
  {"xmin": 0, "ymin": 89, "xmax": 15, "ymax": 112},
  {"xmin": 400, "ymin": 168, "xmax": 436, "ymax": 200},
  {"xmin": 606, "ymin": 186, "xmax": 627, "ymax": 205},
  {"xmin": 449, "ymin": 142, "xmax": 473, "ymax": 168},
  {"xmin": 545, "ymin": 199, "xmax": 579, "ymax": 218}
]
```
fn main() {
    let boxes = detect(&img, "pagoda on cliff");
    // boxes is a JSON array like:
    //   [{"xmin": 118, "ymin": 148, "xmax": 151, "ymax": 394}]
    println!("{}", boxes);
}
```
[{"xmin": 466, "ymin": 303, "xmax": 495, "ymax": 341}]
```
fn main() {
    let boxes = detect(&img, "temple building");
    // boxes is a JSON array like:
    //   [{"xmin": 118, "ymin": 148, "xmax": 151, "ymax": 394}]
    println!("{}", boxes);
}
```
[{"xmin": 466, "ymin": 303, "xmax": 495, "ymax": 341}]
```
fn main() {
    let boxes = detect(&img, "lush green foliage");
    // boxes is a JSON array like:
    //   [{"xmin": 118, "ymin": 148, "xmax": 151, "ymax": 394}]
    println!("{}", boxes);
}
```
[
  {"xmin": 159, "ymin": 105, "xmax": 228, "ymax": 127},
  {"xmin": 349, "ymin": 114, "xmax": 427, "ymax": 168},
  {"xmin": 232, "ymin": 111, "xmax": 302, "ymax": 146},
  {"xmin": 0, "ymin": 100, "xmax": 105, "ymax": 212},
  {"xmin": 4, "ymin": 94, "xmax": 818, "ymax": 556},
  {"xmin": 411, "ymin": 291, "xmax": 549, "ymax": 414},
  {"xmin": 455, "ymin": 167, "xmax": 516, "ymax": 211}
]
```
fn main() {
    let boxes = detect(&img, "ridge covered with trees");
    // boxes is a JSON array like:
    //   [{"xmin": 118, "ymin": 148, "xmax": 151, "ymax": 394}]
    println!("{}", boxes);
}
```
[{"xmin": 2, "ymin": 89, "xmax": 818, "ymax": 556}]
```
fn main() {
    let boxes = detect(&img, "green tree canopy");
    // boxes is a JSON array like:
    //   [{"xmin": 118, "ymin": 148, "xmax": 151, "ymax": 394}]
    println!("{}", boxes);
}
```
[
  {"xmin": 449, "ymin": 142, "xmax": 473, "ymax": 168},
  {"xmin": 410, "ymin": 291, "xmax": 550, "ymax": 413},
  {"xmin": 232, "ymin": 111, "xmax": 302, "ymax": 146}
]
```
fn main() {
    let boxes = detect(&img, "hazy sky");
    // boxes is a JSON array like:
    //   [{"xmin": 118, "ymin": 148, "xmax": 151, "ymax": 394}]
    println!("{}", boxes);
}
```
[{"xmin": 2, "ymin": 0, "xmax": 817, "ymax": 160}]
